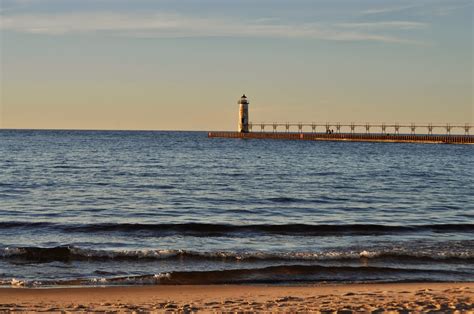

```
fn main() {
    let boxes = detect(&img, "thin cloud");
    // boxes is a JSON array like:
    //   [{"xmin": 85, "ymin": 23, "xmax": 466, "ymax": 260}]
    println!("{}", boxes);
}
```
[
  {"xmin": 360, "ymin": 4, "xmax": 422, "ymax": 15},
  {"xmin": 0, "ymin": 12, "xmax": 425, "ymax": 44},
  {"xmin": 361, "ymin": 1, "xmax": 473, "ymax": 17},
  {"xmin": 336, "ymin": 21, "xmax": 428, "ymax": 30}
]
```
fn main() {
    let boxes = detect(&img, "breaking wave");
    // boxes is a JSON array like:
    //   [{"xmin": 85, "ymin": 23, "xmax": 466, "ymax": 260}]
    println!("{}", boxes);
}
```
[
  {"xmin": 1, "ymin": 246, "xmax": 473, "ymax": 263},
  {"xmin": 1, "ymin": 264, "xmax": 471, "ymax": 287}
]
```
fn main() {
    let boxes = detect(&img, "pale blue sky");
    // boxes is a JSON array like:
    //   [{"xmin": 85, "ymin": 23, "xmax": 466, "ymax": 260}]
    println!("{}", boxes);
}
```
[{"xmin": 1, "ymin": 0, "xmax": 472, "ymax": 130}]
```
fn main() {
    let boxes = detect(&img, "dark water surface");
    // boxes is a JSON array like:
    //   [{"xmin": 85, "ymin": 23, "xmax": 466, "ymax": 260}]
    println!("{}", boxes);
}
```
[{"xmin": 0, "ymin": 130, "xmax": 472, "ymax": 286}]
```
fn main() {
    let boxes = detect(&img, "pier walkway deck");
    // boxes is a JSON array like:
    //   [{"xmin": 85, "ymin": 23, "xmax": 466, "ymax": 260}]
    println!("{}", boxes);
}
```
[{"xmin": 208, "ymin": 132, "xmax": 474, "ymax": 144}]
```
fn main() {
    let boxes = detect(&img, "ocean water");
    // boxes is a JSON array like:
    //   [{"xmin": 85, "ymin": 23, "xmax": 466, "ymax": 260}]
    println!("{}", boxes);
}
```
[{"xmin": 0, "ymin": 130, "xmax": 472, "ymax": 286}]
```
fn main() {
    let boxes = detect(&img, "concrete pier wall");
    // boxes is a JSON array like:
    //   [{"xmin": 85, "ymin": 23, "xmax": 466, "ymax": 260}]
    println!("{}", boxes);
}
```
[{"xmin": 208, "ymin": 132, "xmax": 474, "ymax": 144}]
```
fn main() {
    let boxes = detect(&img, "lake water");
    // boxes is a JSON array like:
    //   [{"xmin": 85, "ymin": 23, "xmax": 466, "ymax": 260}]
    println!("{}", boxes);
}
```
[{"xmin": 0, "ymin": 130, "xmax": 472, "ymax": 286}]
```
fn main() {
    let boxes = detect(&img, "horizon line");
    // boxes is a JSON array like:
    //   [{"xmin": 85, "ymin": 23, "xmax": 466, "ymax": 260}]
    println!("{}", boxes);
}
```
[{"xmin": 1, "ymin": 126, "xmax": 472, "ymax": 134}]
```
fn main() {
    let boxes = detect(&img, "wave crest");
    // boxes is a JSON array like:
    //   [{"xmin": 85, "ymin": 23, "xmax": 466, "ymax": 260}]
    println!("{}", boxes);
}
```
[{"xmin": 1, "ymin": 246, "xmax": 473, "ymax": 263}]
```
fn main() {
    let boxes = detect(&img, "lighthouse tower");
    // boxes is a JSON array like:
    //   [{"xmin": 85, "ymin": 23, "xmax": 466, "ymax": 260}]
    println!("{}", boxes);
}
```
[{"xmin": 238, "ymin": 94, "xmax": 249, "ymax": 133}]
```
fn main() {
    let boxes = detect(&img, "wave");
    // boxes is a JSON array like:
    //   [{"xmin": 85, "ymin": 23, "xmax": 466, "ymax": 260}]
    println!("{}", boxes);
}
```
[
  {"xmin": 1, "ymin": 264, "xmax": 471, "ymax": 287},
  {"xmin": 0, "ymin": 221, "xmax": 472, "ymax": 236},
  {"xmin": 1, "ymin": 246, "xmax": 473, "ymax": 263}
]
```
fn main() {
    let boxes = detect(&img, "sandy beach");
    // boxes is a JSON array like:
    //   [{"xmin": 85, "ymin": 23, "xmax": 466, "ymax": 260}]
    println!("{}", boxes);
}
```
[{"xmin": 0, "ymin": 282, "xmax": 472, "ymax": 312}]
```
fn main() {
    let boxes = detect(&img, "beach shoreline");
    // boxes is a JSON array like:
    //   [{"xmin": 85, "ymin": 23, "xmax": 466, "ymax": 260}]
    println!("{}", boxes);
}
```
[{"xmin": 1, "ymin": 282, "xmax": 472, "ymax": 312}]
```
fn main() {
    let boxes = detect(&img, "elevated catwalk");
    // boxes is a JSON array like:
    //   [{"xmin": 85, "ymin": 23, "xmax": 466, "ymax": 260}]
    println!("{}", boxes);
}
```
[{"xmin": 208, "ymin": 132, "xmax": 474, "ymax": 144}]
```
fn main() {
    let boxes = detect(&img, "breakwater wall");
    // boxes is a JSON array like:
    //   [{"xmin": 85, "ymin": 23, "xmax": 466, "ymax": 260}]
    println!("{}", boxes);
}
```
[{"xmin": 208, "ymin": 132, "xmax": 474, "ymax": 144}]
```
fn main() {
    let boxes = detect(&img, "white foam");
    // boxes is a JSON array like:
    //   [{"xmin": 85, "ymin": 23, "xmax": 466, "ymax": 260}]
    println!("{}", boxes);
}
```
[
  {"xmin": 154, "ymin": 273, "xmax": 171, "ymax": 280},
  {"xmin": 10, "ymin": 278, "xmax": 25, "ymax": 287},
  {"xmin": 0, "ymin": 247, "xmax": 25, "ymax": 257}
]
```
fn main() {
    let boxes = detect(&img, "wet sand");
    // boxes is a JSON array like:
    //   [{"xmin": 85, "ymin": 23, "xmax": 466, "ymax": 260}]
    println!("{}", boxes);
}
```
[{"xmin": 0, "ymin": 282, "xmax": 473, "ymax": 312}]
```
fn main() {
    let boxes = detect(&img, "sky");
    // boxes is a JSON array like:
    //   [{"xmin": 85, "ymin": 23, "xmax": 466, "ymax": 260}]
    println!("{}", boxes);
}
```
[{"xmin": 0, "ymin": 0, "xmax": 473, "ymax": 131}]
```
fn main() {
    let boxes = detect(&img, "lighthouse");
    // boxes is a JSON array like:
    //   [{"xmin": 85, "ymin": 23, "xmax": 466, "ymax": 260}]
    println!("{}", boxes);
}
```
[{"xmin": 238, "ymin": 94, "xmax": 249, "ymax": 133}]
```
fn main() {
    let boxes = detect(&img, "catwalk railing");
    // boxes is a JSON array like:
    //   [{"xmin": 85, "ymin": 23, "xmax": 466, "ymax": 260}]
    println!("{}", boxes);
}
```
[{"xmin": 248, "ymin": 123, "xmax": 471, "ymax": 135}]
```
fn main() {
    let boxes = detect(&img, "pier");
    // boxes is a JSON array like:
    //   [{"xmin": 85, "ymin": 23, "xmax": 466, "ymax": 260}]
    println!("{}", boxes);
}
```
[
  {"xmin": 209, "ymin": 95, "xmax": 473, "ymax": 144},
  {"xmin": 209, "ymin": 120, "xmax": 474, "ymax": 145},
  {"xmin": 208, "ymin": 131, "xmax": 474, "ymax": 144}
]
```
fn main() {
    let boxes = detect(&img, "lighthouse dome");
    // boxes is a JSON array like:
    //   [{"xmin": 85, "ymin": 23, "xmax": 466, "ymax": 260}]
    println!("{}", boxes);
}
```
[{"xmin": 238, "ymin": 94, "xmax": 249, "ymax": 104}]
